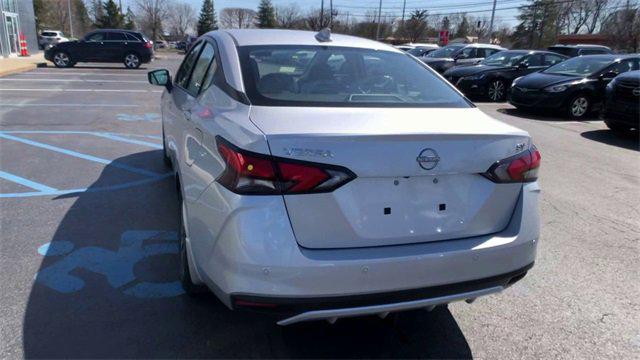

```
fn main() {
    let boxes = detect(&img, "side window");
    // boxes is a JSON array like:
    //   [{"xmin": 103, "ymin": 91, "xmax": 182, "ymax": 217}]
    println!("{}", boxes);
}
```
[
  {"xmin": 608, "ymin": 60, "xmax": 636, "ymax": 75},
  {"xmin": 544, "ymin": 54, "xmax": 565, "ymax": 66},
  {"xmin": 460, "ymin": 47, "xmax": 476, "ymax": 58},
  {"xmin": 579, "ymin": 49, "xmax": 605, "ymax": 55},
  {"xmin": 86, "ymin": 32, "xmax": 105, "ymax": 42},
  {"xmin": 524, "ymin": 54, "xmax": 543, "ymax": 66},
  {"xmin": 175, "ymin": 42, "xmax": 204, "ymax": 89},
  {"xmin": 187, "ymin": 43, "xmax": 216, "ymax": 96},
  {"xmin": 107, "ymin": 32, "xmax": 127, "ymax": 41}
]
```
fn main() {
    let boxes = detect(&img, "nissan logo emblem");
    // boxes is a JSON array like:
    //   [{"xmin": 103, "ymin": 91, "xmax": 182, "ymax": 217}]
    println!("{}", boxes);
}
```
[{"xmin": 416, "ymin": 148, "xmax": 440, "ymax": 170}]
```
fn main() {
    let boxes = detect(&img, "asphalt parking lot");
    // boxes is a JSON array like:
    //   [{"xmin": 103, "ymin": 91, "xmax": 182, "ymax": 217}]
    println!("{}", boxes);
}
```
[{"xmin": 1, "ymin": 53, "xmax": 638, "ymax": 359}]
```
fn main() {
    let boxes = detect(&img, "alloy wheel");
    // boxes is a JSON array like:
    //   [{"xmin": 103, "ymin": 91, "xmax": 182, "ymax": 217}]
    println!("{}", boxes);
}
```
[
  {"xmin": 488, "ymin": 80, "xmax": 505, "ymax": 102},
  {"xmin": 570, "ymin": 97, "xmax": 589, "ymax": 118},
  {"xmin": 53, "ymin": 52, "xmax": 69, "ymax": 67},
  {"xmin": 124, "ymin": 54, "xmax": 140, "ymax": 68}
]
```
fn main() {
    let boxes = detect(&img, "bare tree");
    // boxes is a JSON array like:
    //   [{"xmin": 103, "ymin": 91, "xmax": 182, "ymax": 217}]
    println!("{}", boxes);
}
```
[
  {"xmin": 135, "ymin": 0, "xmax": 169, "ymax": 42},
  {"xmin": 275, "ymin": 4, "xmax": 303, "ymax": 29},
  {"xmin": 404, "ymin": 10, "xmax": 428, "ymax": 42},
  {"xmin": 601, "ymin": 1, "xmax": 639, "ymax": 52},
  {"xmin": 220, "ymin": 8, "xmax": 256, "ymax": 29},
  {"xmin": 168, "ymin": 2, "xmax": 196, "ymax": 37},
  {"xmin": 305, "ymin": 8, "xmax": 332, "ymax": 30}
]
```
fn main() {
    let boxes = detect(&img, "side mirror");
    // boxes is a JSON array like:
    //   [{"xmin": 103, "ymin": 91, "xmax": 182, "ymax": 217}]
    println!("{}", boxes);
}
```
[
  {"xmin": 600, "ymin": 71, "xmax": 617, "ymax": 81},
  {"xmin": 148, "ymin": 69, "xmax": 172, "ymax": 90},
  {"xmin": 517, "ymin": 62, "xmax": 529, "ymax": 69}
]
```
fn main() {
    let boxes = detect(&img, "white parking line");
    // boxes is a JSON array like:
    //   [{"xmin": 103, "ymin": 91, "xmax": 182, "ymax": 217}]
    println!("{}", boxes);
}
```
[
  {"xmin": 0, "ymin": 88, "xmax": 162, "ymax": 93},
  {"xmin": 0, "ymin": 103, "xmax": 140, "ymax": 107},
  {"xmin": 0, "ymin": 78, "xmax": 148, "ymax": 83},
  {"xmin": 19, "ymin": 72, "xmax": 147, "ymax": 77}
]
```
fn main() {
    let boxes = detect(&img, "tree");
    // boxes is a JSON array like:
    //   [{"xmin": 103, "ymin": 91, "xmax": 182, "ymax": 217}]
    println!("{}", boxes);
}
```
[
  {"xmin": 32, "ymin": 0, "xmax": 91, "ymax": 36},
  {"xmin": 124, "ymin": 7, "xmax": 136, "ymax": 30},
  {"xmin": 95, "ymin": 0, "xmax": 124, "ymax": 29},
  {"xmin": 197, "ymin": 0, "xmax": 217, "ymax": 35},
  {"xmin": 135, "ymin": 0, "xmax": 169, "ymax": 43},
  {"xmin": 220, "ymin": 8, "xmax": 256, "ymax": 29},
  {"xmin": 170, "ymin": 2, "xmax": 196, "ymax": 37},
  {"xmin": 275, "ymin": 5, "xmax": 303, "ymax": 29},
  {"xmin": 454, "ymin": 15, "xmax": 470, "ymax": 38},
  {"xmin": 601, "ymin": 1, "xmax": 639, "ymax": 52},
  {"xmin": 256, "ymin": 0, "xmax": 277, "ymax": 28},
  {"xmin": 404, "ymin": 9, "xmax": 428, "ymax": 42}
]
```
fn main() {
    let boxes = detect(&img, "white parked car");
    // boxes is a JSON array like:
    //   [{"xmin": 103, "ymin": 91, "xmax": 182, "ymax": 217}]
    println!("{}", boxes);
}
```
[
  {"xmin": 39, "ymin": 30, "xmax": 68, "ymax": 48},
  {"xmin": 148, "ymin": 29, "xmax": 541, "ymax": 325}
]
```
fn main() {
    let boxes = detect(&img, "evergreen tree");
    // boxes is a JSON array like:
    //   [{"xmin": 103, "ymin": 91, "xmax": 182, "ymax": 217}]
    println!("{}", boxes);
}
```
[
  {"xmin": 511, "ymin": 0, "xmax": 559, "ymax": 48},
  {"xmin": 124, "ymin": 7, "xmax": 136, "ymax": 30},
  {"xmin": 95, "ymin": 0, "xmax": 124, "ymax": 28},
  {"xmin": 197, "ymin": 0, "xmax": 218, "ymax": 36},
  {"xmin": 454, "ymin": 15, "xmax": 470, "ymax": 38},
  {"xmin": 256, "ymin": 0, "xmax": 277, "ymax": 28}
]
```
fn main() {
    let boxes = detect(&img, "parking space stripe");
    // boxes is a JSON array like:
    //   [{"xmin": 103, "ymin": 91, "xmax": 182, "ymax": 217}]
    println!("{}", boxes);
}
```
[
  {"xmin": 0, "ymin": 133, "xmax": 161, "ymax": 177},
  {"xmin": 91, "ymin": 133, "xmax": 162, "ymax": 149},
  {"xmin": 0, "ymin": 88, "xmax": 162, "ymax": 93},
  {"xmin": 0, "ymin": 79, "xmax": 148, "ymax": 83},
  {"xmin": 0, "ymin": 170, "xmax": 58, "ymax": 192},
  {"xmin": 0, "ymin": 103, "xmax": 140, "ymax": 108}
]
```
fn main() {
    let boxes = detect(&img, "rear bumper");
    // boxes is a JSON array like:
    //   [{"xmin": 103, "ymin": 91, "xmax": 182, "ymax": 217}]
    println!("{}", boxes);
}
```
[{"xmin": 189, "ymin": 178, "xmax": 540, "ymax": 320}]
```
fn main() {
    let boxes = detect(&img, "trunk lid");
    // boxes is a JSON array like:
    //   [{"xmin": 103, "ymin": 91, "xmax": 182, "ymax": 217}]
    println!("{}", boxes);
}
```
[{"xmin": 250, "ymin": 107, "xmax": 530, "ymax": 249}]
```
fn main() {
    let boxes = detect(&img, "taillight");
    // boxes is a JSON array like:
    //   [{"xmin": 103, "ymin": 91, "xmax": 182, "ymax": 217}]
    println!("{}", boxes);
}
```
[
  {"xmin": 144, "ymin": 41, "xmax": 153, "ymax": 49},
  {"xmin": 216, "ymin": 136, "xmax": 356, "ymax": 195},
  {"xmin": 483, "ymin": 145, "xmax": 541, "ymax": 183}
]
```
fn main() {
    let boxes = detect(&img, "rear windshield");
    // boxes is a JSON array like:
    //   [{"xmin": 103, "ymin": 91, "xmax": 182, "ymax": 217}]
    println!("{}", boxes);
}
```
[
  {"xmin": 542, "ymin": 56, "xmax": 613, "ymax": 76},
  {"xmin": 42, "ymin": 32, "xmax": 59, "ymax": 37},
  {"xmin": 426, "ymin": 45, "xmax": 464, "ymax": 58},
  {"xmin": 239, "ymin": 45, "xmax": 470, "ymax": 108},
  {"xmin": 548, "ymin": 47, "xmax": 577, "ymax": 57}
]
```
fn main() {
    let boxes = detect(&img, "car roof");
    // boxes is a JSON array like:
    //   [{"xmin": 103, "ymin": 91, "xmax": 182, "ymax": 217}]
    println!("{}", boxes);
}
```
[
  {"xmin": 549, "ymin": 44, "xmax": 611, "ymax": 50},
  {"xmin": 218, "ymin": 29, "xmax": 402, "ymax": 52},
  {"xmin": 574, "ymin": 54, "xmax": 638, "ymax": 61},
  {"xmin": 409, "ymin": 43, "xmax": 439, "ymax": 47},
  {"xmin": 462, "ymin": 43, "xmax": 506, "ymax": 49},
  {"xmin": 498, "ymin": 49, "xmax": 566, "ymax": 56},
  {"xmin": 615, "ymin": 70, "xmax": 640, "ymax": 80}
]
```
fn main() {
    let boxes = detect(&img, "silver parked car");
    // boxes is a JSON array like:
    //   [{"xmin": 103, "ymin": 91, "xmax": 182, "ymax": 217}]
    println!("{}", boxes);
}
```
[{"xmin": 148, "ymin": 29, "xmax": 541, "ymax": 325}]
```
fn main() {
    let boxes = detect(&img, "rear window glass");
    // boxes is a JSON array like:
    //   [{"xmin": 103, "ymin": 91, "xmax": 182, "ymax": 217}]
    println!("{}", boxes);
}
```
[
  {"xmin": 239, "ymin": 45, "xmax": 470, "ymax": 108},
  {"xmin": 42, "ymin": 32, "xmax": 57, "ymax": 37},
  {"xmin": 548, "ymin": 47, "xmax": 577, "ymax": 57},
  {"xmin": 108, "ymin": 32, "xmax": 127, "ymax": 41}
]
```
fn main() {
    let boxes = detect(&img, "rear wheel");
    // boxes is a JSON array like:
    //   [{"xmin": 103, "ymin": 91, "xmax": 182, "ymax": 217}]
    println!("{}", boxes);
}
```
[
  {"xmin": 567, "ymin": 94, "xmax": 590, "ymax": 119},
  {"xmin": 123, "ymin": 53, "xmax": 141, "ymax": 69},
  {"xmin": 487, "ymin": 79, "xmax": 507, "ymax": 102},
  {"xmin": 178, "ymin": 192, "xmax": 208, "ymax": 296},
  {"xmin": 52, "ymin": 51, "xmax": 73, "ymax": 68},
  {"xmin": 604, "ymin": 119, "xmax": 632, "ymax": 133}
]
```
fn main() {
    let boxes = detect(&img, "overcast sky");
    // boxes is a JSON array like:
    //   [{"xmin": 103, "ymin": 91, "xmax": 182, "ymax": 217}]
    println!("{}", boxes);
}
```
[{"xmin": 122, "ymin": 0, "xmax": 526, "ymax": 27}]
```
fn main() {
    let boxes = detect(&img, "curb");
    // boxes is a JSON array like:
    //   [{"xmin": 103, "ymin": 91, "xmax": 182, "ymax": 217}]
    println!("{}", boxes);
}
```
[{"xmin": 0, "ymin": 62, "xmax": 48, "ymax": 77}]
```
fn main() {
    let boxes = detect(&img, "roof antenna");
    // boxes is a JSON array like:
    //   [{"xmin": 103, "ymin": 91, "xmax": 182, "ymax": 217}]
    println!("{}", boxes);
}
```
[{"xmin": 315, "ymin": 28, "xmax": 332, "ymax": 43}]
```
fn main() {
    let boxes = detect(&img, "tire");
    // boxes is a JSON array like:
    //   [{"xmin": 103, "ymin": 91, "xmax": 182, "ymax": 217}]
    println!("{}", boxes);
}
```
[
  {"xmin": 604, "ymin": 119, "xmax": 632, "ymax": 133},
  {"xmin": 52, "ymin": 51, "xmax": 73, "ymax": 68},
  {"xmin": 178, "ymin": 193, "xmax": 208, "ymax": 296},
  {"xmin": 566, "ymin": 94, "xmax": 591, "ymax": 119},
  {"xmin": 487, "ymin": 79, "xmax": 507, "ymax": 102},
  {"xmin": 123, "ymin": 53, "xmax": 141, "ymax": 69}
]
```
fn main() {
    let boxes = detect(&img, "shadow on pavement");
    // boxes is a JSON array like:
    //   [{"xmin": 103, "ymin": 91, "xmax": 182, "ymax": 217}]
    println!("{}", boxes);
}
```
[
  {"xmin": 581, "ymin": 129, "xmax": 640, "ymax": 151},
  {"xmin": 497, "ymin": 107, "xmax": 599, "ymax": 121},
  {"xmin": 22, "ymin": 151, "xmax": 471, "ymax": 358}
]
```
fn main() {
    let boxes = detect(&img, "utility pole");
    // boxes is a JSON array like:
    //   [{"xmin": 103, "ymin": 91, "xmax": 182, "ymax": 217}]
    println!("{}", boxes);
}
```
[
  {"xmin": 67, "ymin": 0, "xmax": 74, "ymax": 37},
  {"xmin": 330, "ymin": 0, "xmax": 333, "ymax": 27},
  {"xmin": 320, "ymin": 0, "xmax": 324, "ymax": 29},
  {"xmin": 401, "ymin": 0, "xmax": 406, "ymax": 24},
  {"xmin": 375, "ymin": 0, "xmax": 382, "ymax": 40},
  {"xmin": 487, "ymin": 0, "xmax": 497, "ymax": 43}
]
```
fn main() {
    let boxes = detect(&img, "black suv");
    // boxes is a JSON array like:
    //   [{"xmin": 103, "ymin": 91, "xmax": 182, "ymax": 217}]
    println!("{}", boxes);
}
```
[
  {"xmin": 45, "ymin": 29, "xmax": 154, "ymax": 69},
  {"xmin": 603, "ymin": 70, "xmax": 639, "ymax": 132},
  {"xmin": 547, "ymin": 44, "xmax": 613, "ymax": 58}
]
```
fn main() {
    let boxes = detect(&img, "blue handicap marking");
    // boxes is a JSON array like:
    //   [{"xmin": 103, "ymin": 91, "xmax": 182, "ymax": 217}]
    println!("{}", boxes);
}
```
[
  {"xmin": 116, "ymin": 113, "xmax": 160, "ymax": 122},
  {"xmin": 36, "ymin": 230, "xmax": 185, "ymax": 298}
]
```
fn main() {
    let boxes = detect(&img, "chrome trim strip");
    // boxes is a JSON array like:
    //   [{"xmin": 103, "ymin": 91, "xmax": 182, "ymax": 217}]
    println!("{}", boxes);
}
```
[{"xmin": 277, "ymin": 286, "xmax": 504, "ymax": 326}]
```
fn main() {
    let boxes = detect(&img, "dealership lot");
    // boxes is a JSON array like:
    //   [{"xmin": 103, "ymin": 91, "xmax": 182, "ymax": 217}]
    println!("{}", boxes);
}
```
[{"xmin": 1, "ymin": 54, "xmax": 638, "ymax": 358}]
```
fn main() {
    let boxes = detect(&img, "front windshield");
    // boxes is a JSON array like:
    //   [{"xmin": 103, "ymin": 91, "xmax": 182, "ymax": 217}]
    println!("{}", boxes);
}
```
[
  {"xmin": 426, "ymin": 45, "xmax": 464, "ymax": 58},
  {"xmin": 481, "ymin": 51, "xmax": 526, "ymax": 66},
  {"xmin": 543, "ymin": 56, "xmax": 612, "ymax": 76},
  {"xmin": 239, "ymin": 45, "xmax": 470, "ymax": 108}
]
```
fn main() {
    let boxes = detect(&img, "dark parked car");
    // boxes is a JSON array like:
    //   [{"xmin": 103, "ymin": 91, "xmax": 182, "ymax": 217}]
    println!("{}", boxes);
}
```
[
  {"xmin": 421, "ymin": 43, "xmax": 507, "ymax": 73},
  {"xmin": 45, "ymin": 29, "xmax": 154, "ymax": 69},
  {"xmin": 547, "ymin": 44, "xmax": 613, "ymax": 57},
  {"xmin": 509, "ymin": 55, "xmax": 639, "ymax": 119},
  {"xmin": 603, "ymin": 70, "xmax": 639, "ymax": 132},
  {"xmin": 444, "ymin": 50, "xmax": 568, "ymax": 101}
]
